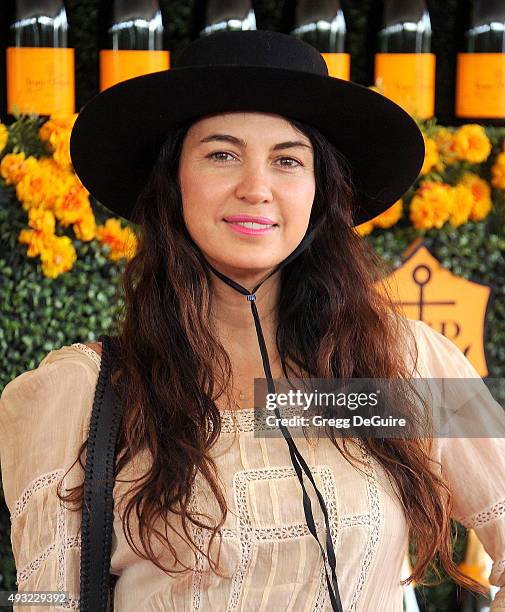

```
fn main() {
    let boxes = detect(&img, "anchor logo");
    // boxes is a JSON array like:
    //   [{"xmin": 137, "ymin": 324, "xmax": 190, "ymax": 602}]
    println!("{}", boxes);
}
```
[{"xmin": 383, "ymin": 241, "xmax": 491, "ymax": 376}]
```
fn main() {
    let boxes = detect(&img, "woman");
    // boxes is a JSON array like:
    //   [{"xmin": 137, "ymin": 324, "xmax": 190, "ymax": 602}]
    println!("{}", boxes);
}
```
[{"xmin": 1, "ymin": 30, "xmax": 505, "ymax": 612}]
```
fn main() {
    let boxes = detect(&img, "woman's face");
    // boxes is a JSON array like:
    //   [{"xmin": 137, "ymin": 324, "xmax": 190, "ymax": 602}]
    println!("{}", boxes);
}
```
[{"xmin": 178, "ymin": 111, "xmax": 316, "ymax": 283}]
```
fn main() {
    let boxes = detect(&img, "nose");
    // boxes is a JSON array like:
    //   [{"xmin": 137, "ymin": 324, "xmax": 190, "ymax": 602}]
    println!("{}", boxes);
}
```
[{"xmin": 234, "ymin": 164, "xmax": 274, "ymax": 204}]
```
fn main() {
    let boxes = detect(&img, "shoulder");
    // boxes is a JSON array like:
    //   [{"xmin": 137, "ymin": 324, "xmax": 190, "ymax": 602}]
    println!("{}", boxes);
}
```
[
  {"xmin": 401, "ymin": 317, "xmax": 479, "ymax": 379},
  {"xmin": 0, "ymin": 344, "xmax": 102, "ymax": 516},
  {"xmin": 0, "ymin": 344, "xmax": 101, "ymax": 445},
  {"xmin": 4, "ymin": 342, "xmax": 102, "ymax": 395},
  {"xmin": 81, "ymin": 341, "xmax": 102, "ymax": 357}
]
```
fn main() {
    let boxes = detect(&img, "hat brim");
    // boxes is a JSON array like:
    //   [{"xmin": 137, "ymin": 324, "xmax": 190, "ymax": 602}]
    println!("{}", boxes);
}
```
[{"xmin": 70, "ymin": 65, "xmax": 425, "ymax": 226}]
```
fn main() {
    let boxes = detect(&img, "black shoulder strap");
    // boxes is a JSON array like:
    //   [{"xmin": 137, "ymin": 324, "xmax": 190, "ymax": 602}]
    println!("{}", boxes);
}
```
[{"xmin": 80, "ymin": 335, "xmax": 122, "ymax": 611}]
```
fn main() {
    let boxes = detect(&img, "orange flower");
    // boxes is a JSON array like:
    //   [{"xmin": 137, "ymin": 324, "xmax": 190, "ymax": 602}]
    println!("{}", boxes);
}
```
[
  {"xmin": 459, "ymin": 172, "xmax": 493, "ymax": 221},
  {"xmin": 449, "ymin": 184, "xmax": 473, "ymax": 228},
  {"xmin": 491, "ymin": 151, "xmax": 505, "ymax": 190},
  {"xmin": 39, "ymin": 234, "xmax": 77, "ymax": 278},
  {"xmin": 371, "ymin": 200, "xmax": 403, "ymax": 229},
  {"xmin": 354, "ymin": 220, "xmax": 374, "ymax": 236},
  {"xmin": 420, "ymin": 135, "xmax": 440, "ymax": 175},
  {"xmin": 54, "ymin": 183, "xmax": 92, "ymax": 226},
  {"xmin": 409, "ymin": 181, "xmax": 454, "ymax": 230},
  {"xmin": 73, "ymin": 210, "xmax": 97, "ymax": 242},
  {"xmin": 95, "ymin": 218, "xmax": 138, "ymax": 261},
  {"xmin": 433, "ymin": 127, "xmax": 458, "ymax": 166},
  {"xmin": 452, "ymin": 124, "xmax": 492, "ymax": 164}
]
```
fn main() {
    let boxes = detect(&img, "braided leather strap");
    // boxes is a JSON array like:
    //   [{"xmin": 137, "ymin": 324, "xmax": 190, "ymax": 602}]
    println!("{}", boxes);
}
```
[{"xmin": 80, "ymin": 335, "xmax": 122, "ymax": 611}]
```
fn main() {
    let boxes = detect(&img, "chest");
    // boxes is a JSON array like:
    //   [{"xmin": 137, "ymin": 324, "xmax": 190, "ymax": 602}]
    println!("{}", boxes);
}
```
[{"xmin": 110, "ymin": 432, "xmax": 409, "ymax": 611}]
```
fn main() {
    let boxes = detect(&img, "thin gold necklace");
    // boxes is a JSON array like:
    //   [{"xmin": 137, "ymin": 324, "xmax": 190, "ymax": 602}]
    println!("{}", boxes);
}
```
[{"xmin": 231, "ymin": 353, "xmax": 282, "ymax": 408}]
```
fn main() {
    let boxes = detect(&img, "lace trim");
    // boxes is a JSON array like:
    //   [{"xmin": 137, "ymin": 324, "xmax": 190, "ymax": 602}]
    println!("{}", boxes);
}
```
[
  {"xmin": 189, "ymin": 493, "xmax": 205, "ymax": 611},
  {"xmin": 460, "ymin": 498, "xmax": 505, "ymax": 529},
  {"xmin": 187, "ymin": 452, "xmax": 380, "ymax": 612},
  {"xmin": 17, "ymin": 534, "xmax": 81, "ymax": 584},
  {"xmin": 347, "ymin": 444, "xmax": 381, "ymax": 612},
  {"xmin": 490, "ymin": 559, "xmax": 505, "ymax": 586},
  {"xmin": 13, "ymin": 469, "xmax": 81, "ymax": 608},
  {"xmin": 18, "ymin": 542, "xmax": 55, "ymax": 583},
  {"xmin": 12, "ymin": 469, "xmax": 65, "ymax": 520},
  {"xmin": 71, "ymin": 342, "xmax": 101, "ymax": 369}
]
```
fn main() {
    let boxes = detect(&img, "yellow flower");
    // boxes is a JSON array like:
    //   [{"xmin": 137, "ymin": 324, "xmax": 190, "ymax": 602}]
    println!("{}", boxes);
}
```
[
  {"xmin": 16, "ymin": 170, "xmax": 47, "ymax": 211},
  {"xmin": 54, "ymin": 183, "xmax": 92, "ymax": 226},
  {"xmin": 0, "ymin": 123, "xmax": 9, "ymax": 153},
  {"xmin": 39, "ymin": 114, "xmax": 78, "ymax": 170},
  {"xmin": 53, "ymin": 139, "xmax": 72, "ymax": 169},
  {"xmin": 452, "ymin": 124, "xmax": 492, "ymax": 164},
  {"xmin": 1, "ymin": 152, "xmax": 29, "ymax": 185},
  {"xmin": 18, "ymin": 206, "xmax": 57, "ymax": 257},
  {"xmin": 27, "ymin": 206, "xmax": 56, "ymax": 234},
  {"xmin": 470, "ymin": 196, "xmax": 492, "ymax": 221},
  {"xmin": 449, "ymin": 183, "xmax": 473, "ymax": 227},
  {"xmin": 38, "ymin": 156, "xmax": 72, "ymax": 182},
  {"xmin": 15, "ymin": 156, "xmax": 74, "ymax": 212},
  {"xmin": 409, "ymin": 181, "xmax": 454, "ymax": 230},
  {"xmin": 39, "ymin": 234, "xmax": 77, "ymax": 278},
  {"xmin": 459, "ymin": 172, "xmax": 493, "ymax": 221},
  {"xmin": 39, "ymin": 114, "xmax": 78, "ymax": 142},
  {"xmin": 73, "ymin": 209, "xmax": 97, "ymax": 242},
  {"xmin": 18, "ymin": 228, "xmax": 54, "ymax": 258},
  {"xmin": 491, "ymin": 151, "xmax": 505, "ymax": 190},
  {"xmin": 420, "ymin": 135, "xmax": 440, "ymax": 175},
  {"xmin": 372, "ymin": 200, "xmax": 403, "ymax": 229},
  {"xmin": 95, "ymin": 217, "xmax": 138, "ymax": 261},
  {"xmin": 354, "ymin": 220, "xmax": 374, "ymax": 236},
  {"xmin": 433, "ymin": 127, "xmax": 458, "ymax": 167}
]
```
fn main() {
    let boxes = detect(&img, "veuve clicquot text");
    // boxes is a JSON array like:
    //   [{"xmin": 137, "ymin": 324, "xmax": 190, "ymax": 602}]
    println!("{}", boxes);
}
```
[
  {"xmin": 200, "ymin": 0, "xmax": 256, "ymax": 37},
  {"xmin": 7, "ymin": 0, "xmax": 75, "ymax": 116},
  {"xmin": 290, "ymin": 0, "xmax": 350, "ymax": 80},
  {"xmin": 374, "ymin": 0, "xmax": 435, "ymax": 120},
  {"xmin": 99, "ymin": 0, "xmax": 169, "ymax": 92},
  {"xmin": 455, "ymin": 0, "xmax": 505, "ymax": 126}
]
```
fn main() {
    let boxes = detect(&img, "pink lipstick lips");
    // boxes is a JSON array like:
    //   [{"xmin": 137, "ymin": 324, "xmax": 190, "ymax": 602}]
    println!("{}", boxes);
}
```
[{"xmin": 223, "ymin": 214, "xmax": 278, "ymax": 236}]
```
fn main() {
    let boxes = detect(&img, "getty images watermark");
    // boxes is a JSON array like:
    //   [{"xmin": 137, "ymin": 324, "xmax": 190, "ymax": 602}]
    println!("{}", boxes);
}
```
[{"xmin": 237, "ymin": 377, "xmax": 505, "ymax": 439}]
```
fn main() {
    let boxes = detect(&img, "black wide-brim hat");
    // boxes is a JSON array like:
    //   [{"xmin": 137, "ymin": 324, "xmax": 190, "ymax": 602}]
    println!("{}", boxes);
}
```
[{"xmin": 70, "ymin": 29, "xmax": 425, "ymax": 226}]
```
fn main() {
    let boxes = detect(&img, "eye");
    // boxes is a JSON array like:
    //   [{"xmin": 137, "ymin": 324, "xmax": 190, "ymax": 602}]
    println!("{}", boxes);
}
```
[
  {"xmin": 277, "ymin": 157, "xmax": 302, "ymax": 168},
  {"xmin": 208, "ymin": 151, "xmax": 235, "ymax": 163},
  {"xmin": 207, "ymin": 151, "xmax": 302, "ymax": 168}
]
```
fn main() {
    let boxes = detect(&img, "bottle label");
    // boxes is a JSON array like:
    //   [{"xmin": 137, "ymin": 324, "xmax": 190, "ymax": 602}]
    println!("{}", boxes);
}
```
[
  {"xmin": 455, "ymin": 53, "xmax": 505, "ymax": 118},
  {"xmin": 100, "ymin": 50, "xmax": 170, "ymax": 92},
  {"xmin": 321, "ymin": 53, "xmax": 350, "ymax": 80},
  {"xmin": 7, "ymin": 47, "xmax": 75, "ymax": 116},
  {"xmin": 374, "ymin": 53, "xmax": 436, "ymax": 120}
]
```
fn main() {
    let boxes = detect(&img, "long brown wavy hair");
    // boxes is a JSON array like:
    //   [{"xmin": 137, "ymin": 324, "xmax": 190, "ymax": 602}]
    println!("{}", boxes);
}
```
[{"xmin": 58, "ymin": 112, "xmax": 487, "ymax": 596}]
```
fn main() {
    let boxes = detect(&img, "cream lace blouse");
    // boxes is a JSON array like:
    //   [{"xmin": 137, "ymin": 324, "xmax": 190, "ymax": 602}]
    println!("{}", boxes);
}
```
[{"xmin": 1, "ymin": 319, "xmax": 505, "ymax": 611}]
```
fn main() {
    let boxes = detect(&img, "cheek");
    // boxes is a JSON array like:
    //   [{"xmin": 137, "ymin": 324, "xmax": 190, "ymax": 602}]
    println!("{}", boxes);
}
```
[
  {"xmin": 180, "ymin": 173, "xmax": 225, "ymax": 242},
  {"xmin": 283, "ymin": 181, "xmax": 316, "ymax": 221}
]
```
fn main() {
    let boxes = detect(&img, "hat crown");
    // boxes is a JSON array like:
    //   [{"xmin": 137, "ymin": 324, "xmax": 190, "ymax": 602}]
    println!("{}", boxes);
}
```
[{"xmin": 174, "ymin": 30, "xmax": 329, "ymax": 77}]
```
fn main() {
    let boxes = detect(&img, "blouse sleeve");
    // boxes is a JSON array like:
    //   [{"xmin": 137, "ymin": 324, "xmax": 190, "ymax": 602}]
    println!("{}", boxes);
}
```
[
  {"xmin": 412, "ymin": 319, "xmax": 505, "ymax": 610},
  {"xmin": 0, "ymin": 347, "xmax": 98, "ymax": 611}
]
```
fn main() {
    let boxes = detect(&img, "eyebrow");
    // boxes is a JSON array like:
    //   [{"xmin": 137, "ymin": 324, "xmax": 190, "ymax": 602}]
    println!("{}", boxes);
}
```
[{"xmin": 199, "ymin": 133, "xmax": 312, "ymax": 151}]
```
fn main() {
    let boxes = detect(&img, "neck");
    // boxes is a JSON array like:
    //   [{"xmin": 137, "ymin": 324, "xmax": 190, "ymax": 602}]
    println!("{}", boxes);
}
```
[{"xmin": 209, "ymin": 268, "xmax": 281, "ymax": 358}]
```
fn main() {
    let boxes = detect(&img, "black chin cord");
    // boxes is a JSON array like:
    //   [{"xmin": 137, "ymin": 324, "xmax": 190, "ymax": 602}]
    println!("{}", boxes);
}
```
[{"xmin": 204, "ymin": 227, "xmax": 344, "ymax": 612}]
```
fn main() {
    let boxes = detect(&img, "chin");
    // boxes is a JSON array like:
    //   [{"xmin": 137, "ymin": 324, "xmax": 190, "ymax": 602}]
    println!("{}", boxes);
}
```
[{"xmin": 214, "ymin": 258, "xmax": 281, "ymax": 277}]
